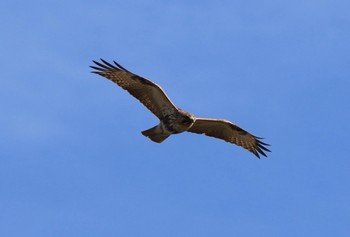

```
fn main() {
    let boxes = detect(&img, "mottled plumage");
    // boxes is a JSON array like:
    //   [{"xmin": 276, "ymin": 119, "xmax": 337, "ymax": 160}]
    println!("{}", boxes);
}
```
[{"xmin": 90, "ymin": 59, "xmax": 271, "ymax": 158}]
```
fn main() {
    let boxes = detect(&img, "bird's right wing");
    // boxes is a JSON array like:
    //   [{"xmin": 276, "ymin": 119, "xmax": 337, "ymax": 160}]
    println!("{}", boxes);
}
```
[{"xmin": 188, "ymin": 118, "xmax": 270, "ymax": 158}]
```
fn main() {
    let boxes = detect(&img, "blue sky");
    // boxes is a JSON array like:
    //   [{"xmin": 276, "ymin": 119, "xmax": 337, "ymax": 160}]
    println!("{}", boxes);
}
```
[{"xmin": 1, "ymin": 0, "xmax": 350, "ymax": 236}]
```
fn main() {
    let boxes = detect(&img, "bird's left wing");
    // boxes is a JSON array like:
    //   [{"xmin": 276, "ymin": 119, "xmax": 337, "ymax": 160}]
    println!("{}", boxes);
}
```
[
  {"xmin": 188, "ymin": 118, "xmax": 270, "ymax": 158},
  {"xmin": 90, "ymin": 59, "xmax": 178, "ymax": 119}
]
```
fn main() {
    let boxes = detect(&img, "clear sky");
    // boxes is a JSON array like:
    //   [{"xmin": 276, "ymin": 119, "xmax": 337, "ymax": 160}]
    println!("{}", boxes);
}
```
[{"xmin": 1, "ymin": 0, "xmax": 349, "ymax": 236}]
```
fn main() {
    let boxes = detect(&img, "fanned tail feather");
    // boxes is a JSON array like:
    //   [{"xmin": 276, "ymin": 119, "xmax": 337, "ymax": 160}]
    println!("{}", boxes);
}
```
[{"xmin": 141, "ymin": 126, "xmax": 170, "ymax": 143}]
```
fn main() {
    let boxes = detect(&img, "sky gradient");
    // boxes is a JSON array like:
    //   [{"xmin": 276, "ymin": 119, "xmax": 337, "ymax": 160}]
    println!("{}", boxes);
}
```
[{"xmin": 1, "ymin": 0, "xmax": 350, "ymax": 236}]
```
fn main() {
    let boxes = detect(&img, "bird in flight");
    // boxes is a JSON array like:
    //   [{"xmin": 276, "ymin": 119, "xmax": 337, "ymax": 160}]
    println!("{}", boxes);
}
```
[{"xmin": 90, "ymin": 59, "xmax": 271, "ymax": 158}]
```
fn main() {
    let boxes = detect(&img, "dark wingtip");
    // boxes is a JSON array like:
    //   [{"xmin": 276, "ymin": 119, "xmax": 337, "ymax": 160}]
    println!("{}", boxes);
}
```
[
  {"xmin": 254, "ymin": 136, "xmax": 270, "ymax": 145},
  {"xmin": 90, "ymin": 59, "xmax": 129, "ymax": 72},
  {"xmin": 90, "ymin": 60, "xmax": 109, "ymax": 71},
  {"xmin": 113, "ymin": 60, "xmax": 129, "ymax": 72},
  {"xmin": 254, "ymin": 151, "xmax": 261, "ymax": 159},
  {"xmin": 254, "ymin": 137, "xmax": 271, "ymax": 158},
  {"xmin": 90, "ymin": 65, "xmax": 101, "ymax": 70},
  {"xmin": 258, "ymin": 141, "xmax": 271, "ymax": 152},
  {"xmin": 256, "ymin": 146, "xmax": 267, "ymax": 158}
]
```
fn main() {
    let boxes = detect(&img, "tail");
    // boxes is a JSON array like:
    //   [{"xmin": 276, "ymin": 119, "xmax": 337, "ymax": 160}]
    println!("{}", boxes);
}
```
[{"xmin": 141, "ymin": 125, "xmax": 170, "ymax": 143}]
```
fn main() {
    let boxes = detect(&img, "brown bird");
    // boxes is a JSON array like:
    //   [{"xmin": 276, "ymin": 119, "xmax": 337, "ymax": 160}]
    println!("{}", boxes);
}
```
[{"xmin": 90, "ymin": 59, "xmax": 271, "ymax": 158}]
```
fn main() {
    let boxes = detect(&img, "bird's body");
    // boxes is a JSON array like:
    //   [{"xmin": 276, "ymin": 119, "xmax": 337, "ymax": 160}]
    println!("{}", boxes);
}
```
[
  {"xmin": 90, "ymin": 59, "xmax": 270, "ymax": 158},
  {"xmin": 141, "ymin": 109, "xmax": 195, "ymax": 143}
]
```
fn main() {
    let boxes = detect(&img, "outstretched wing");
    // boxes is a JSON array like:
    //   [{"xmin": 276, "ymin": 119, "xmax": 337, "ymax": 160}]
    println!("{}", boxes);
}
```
[
  {"xmin": 90, "ymin": 59, "xmax": 178, "ymax": 119},
  {"xmin": 188, "ymin": 118, "xmax": 270, "ymax": 158}
]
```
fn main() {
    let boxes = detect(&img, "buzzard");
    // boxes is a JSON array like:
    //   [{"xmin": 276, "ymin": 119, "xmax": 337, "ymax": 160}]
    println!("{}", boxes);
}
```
[{"xmin": 90, "ymin": 59, "xmax": 271, "ymax": 158}]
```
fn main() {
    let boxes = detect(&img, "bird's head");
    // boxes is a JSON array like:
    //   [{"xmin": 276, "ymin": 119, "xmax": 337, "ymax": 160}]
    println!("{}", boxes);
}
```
[
  {"xmin": 182, "ymin": 116, "xmax": 195, "ymax": 125},
  {"xmin": 179, "ymin": 112, "xmax": 196, "ymax": 130},
  {"xmin": 168, "ymin": 110, "xmax": 196, "ymax": 133}
]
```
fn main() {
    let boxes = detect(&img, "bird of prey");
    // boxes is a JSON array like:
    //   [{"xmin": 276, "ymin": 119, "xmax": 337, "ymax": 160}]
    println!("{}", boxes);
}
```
[{"xmin": 90, "ymin": 59, "xmax": 271, "ymax": 158}]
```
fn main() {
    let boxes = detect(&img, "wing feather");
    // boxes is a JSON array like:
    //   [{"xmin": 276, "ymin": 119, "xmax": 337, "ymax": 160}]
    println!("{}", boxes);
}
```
[
  {"xmin": 188, "ymin": 118, "xmax": 271, "ymax": 158},
  {"xmin": 90, "ymin": 59, "xmax": 178, "ymax": 119}
]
